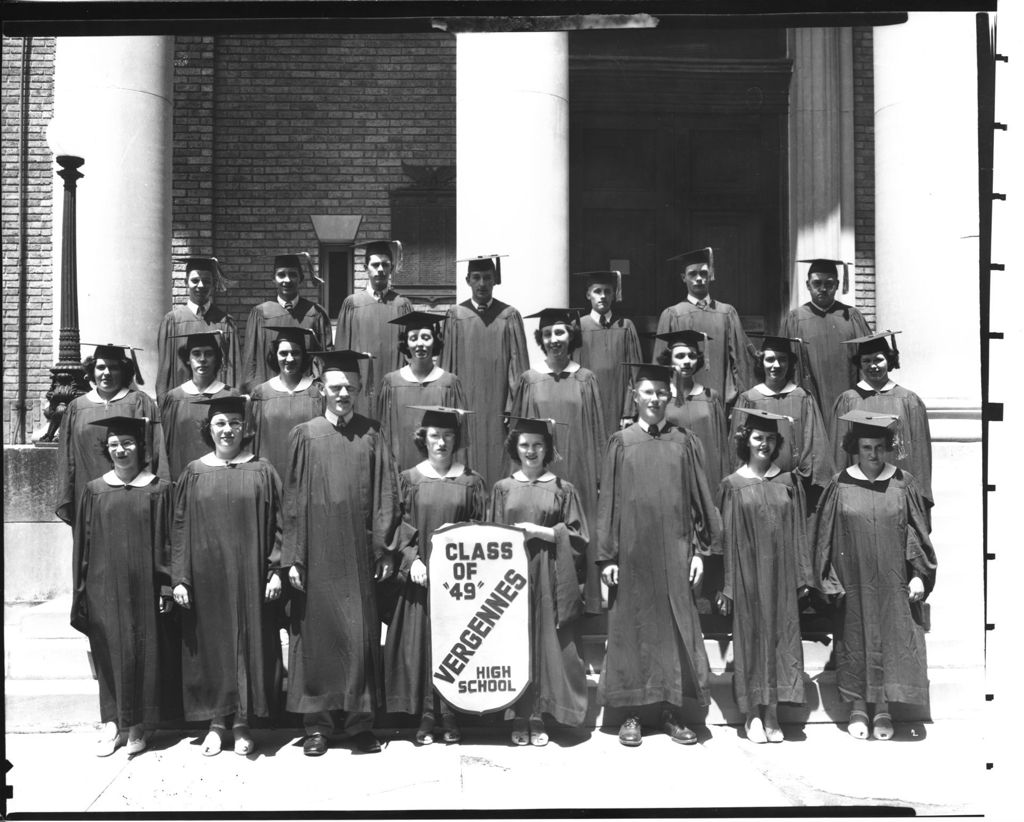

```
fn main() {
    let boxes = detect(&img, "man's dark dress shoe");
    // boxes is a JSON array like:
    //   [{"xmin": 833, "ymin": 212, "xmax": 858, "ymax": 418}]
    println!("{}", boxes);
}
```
[
  {"xmin": 351, "ymin": 731, "xmax": 382, "ymax": 753},
  {"xmin": 661, "ymin": 711, "xmax": 697, "ymax": 745},
  {"xmin": 618, "ymin": 716, "xmax": 642, "ymax": 747},
  {"xmin": 303, "ymin": 732, "xmax": 328, "ymax": 756}
]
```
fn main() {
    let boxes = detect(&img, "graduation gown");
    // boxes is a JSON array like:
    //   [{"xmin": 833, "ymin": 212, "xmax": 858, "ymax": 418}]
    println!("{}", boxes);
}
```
[
  {"xmin": 56, "ymin": 388, "xmax": 169, "ymax": 527},
  {"xmin": 732, "ymin": 384, "xmax": 835, "ymax": 492},
  {"xmin": 171, "ymin": 455, "xmax": 283, "ymax": 722},
  {"xmin": 374, "ymin": 367, "xmax": 468, "ymax": 473},
  {"xmin": 653, "ymin": 299, "xmax": 755, "ymax": 406},
  {"xmin": 596, "ymin": 422, "xmax": 723, "ymax": 709},
  {"xmin": 440, "ymin": 300, "xmax": 529, "ymax": 487},
  {"xmin": 509, "ymin": 363, "xmax": 606, "ymax": 614},
  {"xmin": 384, "ymin": 465, "xmax": 488, "ymax": 715},
  {"xmin": 489, "ymin": 473, "xmax": 588, "ymax": 726},
  {"xmin": 241, "ymin": 298, "xmax": 333, "ymax": 394},
  {"xmin": 247, "ymin": 377, "xmax": 323, "ymax": 481},
  {"xmin": 159, "ymin": 382, "xmax": 238, "ymax": 483},
  {"xmin": 334, "ymin": 290, "xmax": 414, "ymax": 417},
  {"xmin": 829, "ymin": 383, "xmax": 933, "ymax": 505},
  {"xmin": 72, "ymin": 472, "xmax": 177, "ymax": 727},
  {"xmin": 717, "ymin": 469, "xmax": 808, "ymax": 713},
  {"xmin": 664, "ymin": 382, "xmax": 731, "ymax": 492},
  {"xmin": 780, "ymin": 301, "xmax": 872, "ymax": 423},
  {"xmin": 813, "ymin": 466, "xmax": 937, "ymax": 705},
  {"xmin": 281, "ymin": 415, "xmax": 400, "ymax": 715},
  {"xmin": 576, "ymin": 314, "xmax": 643, "ymax": 444},
  {"xmin": 155, "ymin": 304, "xmax": 240, "ymax": 400}
]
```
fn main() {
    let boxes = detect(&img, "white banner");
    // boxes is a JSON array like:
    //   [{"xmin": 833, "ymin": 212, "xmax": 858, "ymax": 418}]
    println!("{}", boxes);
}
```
[{"xmin": 429, "ymin": 522, "xmax": 530, "ymax": 715}]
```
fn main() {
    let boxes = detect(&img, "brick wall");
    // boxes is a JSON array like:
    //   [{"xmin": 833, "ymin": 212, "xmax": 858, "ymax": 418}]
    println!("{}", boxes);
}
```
[
  {"xmin": 2, "ymin": 36, "xmax": 55, "ymax": 445},
  {"xmin": 171, "ymin": 32, "xmax": 457, "ymax": 333},
  {"xmin": 852, "ymin": 26, "xmax": 876, "ymax": 328}
]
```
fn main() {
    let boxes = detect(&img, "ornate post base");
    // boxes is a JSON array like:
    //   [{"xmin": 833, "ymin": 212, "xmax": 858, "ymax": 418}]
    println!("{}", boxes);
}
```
[{"xmin": 33, "ymin": 362, "xmax": 89, "ymax": 444}]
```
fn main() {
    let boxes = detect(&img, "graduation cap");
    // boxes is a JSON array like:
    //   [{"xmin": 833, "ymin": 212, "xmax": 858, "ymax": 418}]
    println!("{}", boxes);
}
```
[
  {"xmin": 843, "ymin": 330, "xmax": 902, "ymax": 369},
  {"xmin": 170, "ymin": 330, "xmax": 224, "ymax": 366},
  {"xmin": 730, "ymin": 407, "xmax": 794, "ymax": 434},
  {"xmin": 838, "ymin": 409, "xmax": 906, "ymax": 458},
  {"xmin": 667, "ymin": 247, "xmax": 715, "ymax": 281},
  {"xmin": 523, "ymin": 308, "xmax": 581, "ymax": 329},
  {"xmin": 82, "ymin": 342, "xmax": 145, "ymax": 386},
  {"xmin": 87, "ymin": 414, "xmax": 149, "ymax": 440},
  {"xmin": 274, "ymin": 251, "xmax": 324, "ymax": 285},
  {"xmin": 748, "ymin": 334, "xmax": 801, "ymax": 355},
  {"xmin": 174, "ymin": 255, "xmax": 233, "ymax": 293},
  {"xmin": 309, "ymin": 349, "xmax": 371, "ymax": 374},
  {"xmin": 194, "ymin": 395, "xmax": 247, "ymax": 418},
  {"xmin": 363, "ymin": 240, "xmax": 404, "ymax": 278},
  {"xmin": 572, "ymin": 270, "xmax": 622, "ymax": 302},
  {"xmin": 265, "ymin": 325, "xmax": 320, "ymax": 350},
  {"xmin": 388, "ymin": 311, "xmax": 445, "ymax": 332},
  {"xmin": 505, "ymin": 414, "xmax": 564, "ymax": 462},
  {"xmin": 799, "ymin": 258, "xmax": 851, "ymax": 294},
  {"xmin": 624, "ymin": 362, "xmax": 674, "ymax": 384},
  {"xmin": 656, "ymin": 329, "xmax": 711, "ymax": 349},
  {"xmin": 458, "ymin": 254, "xmax": 507, "ymax": 285},
  {"xmin": 408, "ymin": 405, "xmax": 473, "ymax": 430}
]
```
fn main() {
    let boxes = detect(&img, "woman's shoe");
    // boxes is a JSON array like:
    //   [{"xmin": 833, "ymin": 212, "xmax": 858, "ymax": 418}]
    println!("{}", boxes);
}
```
[
  {"xmin": 872, "ymin": 712, "xmax": 894, "ymax": 741},
  {"xmin": 847, "ymin": 709, "xmax": 870, "ymax": 740},
  {"xmin": 201, "ymin": 728, "xmax": 225, "ymax": 756},
  {"xmin": 95, "ymin": 724, "xmax": 124, "ymax": 758},
  {"xmin": 233, "ymin": 724, "xmax": 256, "ymax": 756},
  {"xmin": 745, "ymin": 715, "xmax": 767, "ymax": 744},
  {"xmin": 528, "ymin": 715, "xmax": 548, "ymax": 747},
  {"xmin": 510, "ymin": 717, "xmax": 529, "ymax": 746},
  {"xmin": 440, "ymin": 713, "xmax": 461, "ymax": 744},
  {"xmin": 415, "ymin": 713, "xmax": 436, "ymax": 745},
  {"xmin": 126, "ymin": 725, "xmax": 147, "ymax": 755}
]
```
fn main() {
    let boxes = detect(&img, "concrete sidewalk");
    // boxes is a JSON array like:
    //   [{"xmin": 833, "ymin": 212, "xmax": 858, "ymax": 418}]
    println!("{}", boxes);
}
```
[{"xmin": 3, "ymin": 719, "xmax": 989, "ymax": 817}]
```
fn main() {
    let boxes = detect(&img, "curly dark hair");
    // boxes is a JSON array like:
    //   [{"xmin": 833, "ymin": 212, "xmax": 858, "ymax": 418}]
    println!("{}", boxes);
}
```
[
  {"xmin": 850, "ymin": 349, "xmax": 900, "ymax": 372},
  {"xmin": 199, "ymin": 415, "xmax": 254, "ymax": 451},
  {"xmin": 504, "ymin": 428, "xmax": 555, "ymax": 467},
  {"xmin": 753, "ymin": 348, "xmax": 796, "ymax": 383},
  {"xmin": 179, "ymin": 342, "xmax": 223, "ymax": 374},
  {"xmin": 412, "ymin": 424, "xmax": 462, "ymax": 457},
  {"xmin": 81, "ymin": 354, "xmax": 132, "ymax": 389},
  {"xmin": 97, "ymin": 431, "xmax": 149, "ymax": 468},
  {"xmin": 841, "ymin": 428, "xmax": 896, "ymax": 456},
  {"xmin": 733, "ymin": 424, "xmax": 785, "ymax": 464},
  {"xmin": 398, "ymin": 327, "xmax": 443, "ymax": 360},
  {"xmin": 265, "ymin": 338, "xmax": 311, "ymax": 375},
  {"xmin": 656, "ymin": 344, "xmax": 705, "ymax": 373},
  {"xmin": 533, "ymin": 323, "xmax": 582, "ymax": 354}
]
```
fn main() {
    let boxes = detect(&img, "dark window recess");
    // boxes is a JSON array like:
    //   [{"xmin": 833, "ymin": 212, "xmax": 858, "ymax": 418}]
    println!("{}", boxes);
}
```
[
  {"xmin": 320, "ymin": 246, "xmax": 353, "ymax": 319},
  {"xmin": 390, "ymin": 165, "xmax": 457, "ymax": 306}
]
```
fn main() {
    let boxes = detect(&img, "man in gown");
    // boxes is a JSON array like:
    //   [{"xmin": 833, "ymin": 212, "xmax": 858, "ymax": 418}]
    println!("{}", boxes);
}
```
[
  {"xmin": 440, "ymin": 255, "xmax": 529, "ymax": 487},
  {"xmin": 334, "ymin": 240, "xmax": 413, "ymax": 416},
  {"xmin": 574, "ymin": 270, "xmax": 642, "ymax": 445},
  {"xmin": 652, "ymin": 247, "xmax": 755, "ymax": 407},
  {"xmin": 241, "ymin": 252, "xmax": 333, "ymax": 393},
  {"xmin": 780, "ymin": 258, "xmax": 873, "ymax": 423},
  {"xmin": 155, "ymin": 256, "xmax": 240, "ymax": 401},
  {"xmin": 282, "ymin": 350, "xmax": 400, "ymax": 756},
  {"xmin": 597, "ymin": 363, "xmax": 723, "ymax": 747}
]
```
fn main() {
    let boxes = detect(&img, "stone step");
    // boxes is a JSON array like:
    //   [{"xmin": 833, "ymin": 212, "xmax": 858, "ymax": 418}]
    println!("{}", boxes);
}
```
[
  {"xmin": 5, "ymin": 633, "xmax": 94, "ymax": 680},
  {"xmin": 14, "ymin": 596, "xmax": 78, "ymax": 639}
]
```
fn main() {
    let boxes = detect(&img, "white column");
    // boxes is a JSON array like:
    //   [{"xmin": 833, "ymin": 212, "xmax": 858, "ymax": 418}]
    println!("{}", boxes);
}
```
[
  {"xmin": 874, "ymin": 13, "xmax": 980, "ymax": 422},
  {"xmin": 787, "ymin": 27, "xmax": 856, "ymax": 311},
  {"xmin": 457, "ymin": 32, "xmax": 569, "ymax": 368},
  {"xmin": 50, "ymin": 36, "xmax": 173, "ymax": 396}
]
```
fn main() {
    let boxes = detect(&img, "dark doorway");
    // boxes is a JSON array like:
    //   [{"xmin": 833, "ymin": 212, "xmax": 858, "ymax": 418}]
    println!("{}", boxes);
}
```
[{"xmin": 569, "ymin": 29, "xmax": 792, "ymax": 353}]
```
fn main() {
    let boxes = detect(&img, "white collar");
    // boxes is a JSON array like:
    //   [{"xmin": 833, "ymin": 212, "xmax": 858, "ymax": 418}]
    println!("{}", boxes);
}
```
[
  {"xmin": 181, "ymin": 379, "xmax": 226, "ymax": 396},
  {"xmin": 671, "ymin": 380, "xmax": 705, "ymax": 398},
  {"xmin": 737, "ymin": 463, "xmax": 781, "ymax": 480},
  {"xmin": 512, "ymin": 469, "xmax": 556, "ymax": 483},
  {"xmin": 857, "ymin": 379, "xmax": 897, "ymax": 392},
  {"xmin": 754, "ymin": 381, "xmax": 796, "ymax": 396},
  {"xmin": 277, "ymin": 295, "xmax": 299, "ymax": 309},
  {"xmin": 536, "ymin": 359, "xmax": 581, "ymax": 376},
  {"xmin": 847, "ymin": 463, "xmax": 897, "ymax": 482},
  {"xmin": 416, "ymin": 460, "xmax": 466, "ymax": 479},
  {"xmin": 187, "ymin": 298, "xmax": 213, "ymax": 316},
  {"xmin": 199, "ymin": 450, "xmax": 255, "ymax": 467},
  {"xmin": 590, "ymin": 309, "xmax": 614, "ymax": 325},
  {"xmin": 471, "ymin": 299, "xmax": 492, "ymax": 312},
  {"xmin": 399, "ymin": 364, "xmax": 444, "ymax": 384},
  {"xmin": 269, "ymin": 374, "xmax": 313, "ymax": 393},
  {"xmin": 101, "ymin": 469, "xmax": 156, "ymax": 487},
  {"xmin": 637, "ymin": 418, "xmax": 666, "ymax": 434},
  {"xmin": 687, "ymin": 294, "xmax": 710, "ymax": 307},
  {"xmin": 324, "ymin": 408, "xmax": 354, "ymax": 428},
  {"xmin": 85, "ymin": 387, "xmax": 130, "ymax": 404},
  {"xmin": 365, "ymin": 283, "xmax": 389, "ymax": 301}
]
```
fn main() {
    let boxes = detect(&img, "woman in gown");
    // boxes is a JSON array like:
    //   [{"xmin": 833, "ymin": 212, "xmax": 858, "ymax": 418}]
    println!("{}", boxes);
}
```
[
  {"xmin": 247, "ymin": 325, "xmax": 323, "ymax": 481},
  {"xmin": 375, "ymin": 312, "xmax": 467, "ymax": 473},
  {"xmin": 383, "ymin": 406, "xmax": 487, "ymax": 745},
  {"xmin": 171, "ymin": 396, "xmax": 284, "ymax": 757},
  {"xmin": 72, "ymin": 415, "xmax": 176, "ymax": 756},
  {"xmin": 509, "ymin": 309, "xmax": 604, "ymax": 614},
  {"xmin": 159, "ymin": 331, "xmax": 238, "ymax": 483},
  {"xmin": 813, "ymin": 409, "xmax": 936, "ymax": 741},
  {"xmin": 489, "ymin": 416, "xmax": 588, "ymax": 746},
  {"xmin": 715, "ymin": 408, "xmax": 810, "ymax": 745},
  {"xmin": 56, "ymin": 343, "xmax": 166, "ymax": 527},
  {"xmin": 828, "ymin": 331, "xmax": 933, "ymax": 508}
]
